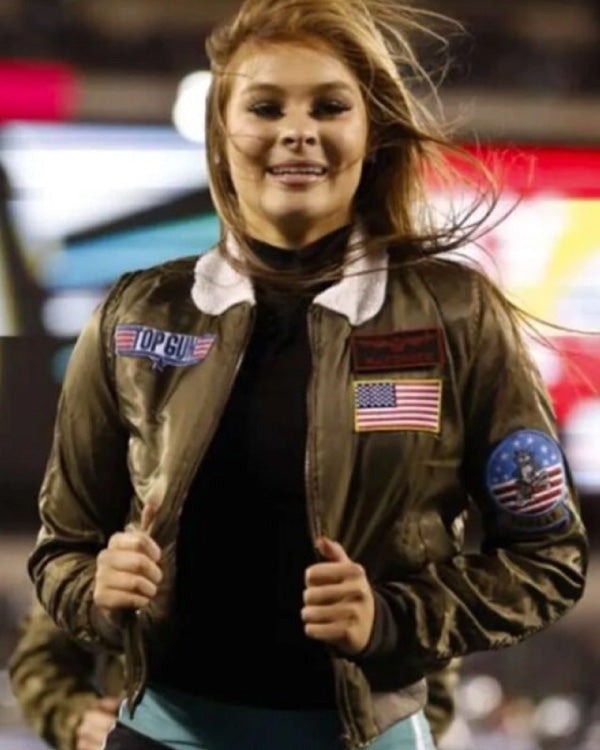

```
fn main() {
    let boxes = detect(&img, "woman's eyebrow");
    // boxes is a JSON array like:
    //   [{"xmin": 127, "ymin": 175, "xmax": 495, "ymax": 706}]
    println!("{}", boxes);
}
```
[{"xmin": 241, "ymin": 80, "xmax": 356, "ymax": 95}]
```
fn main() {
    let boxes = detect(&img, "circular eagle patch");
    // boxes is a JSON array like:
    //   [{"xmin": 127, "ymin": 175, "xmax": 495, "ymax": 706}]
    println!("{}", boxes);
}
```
[{"xmin": 486, "ymin": 430, "xmax": 568, "ymax": 517}]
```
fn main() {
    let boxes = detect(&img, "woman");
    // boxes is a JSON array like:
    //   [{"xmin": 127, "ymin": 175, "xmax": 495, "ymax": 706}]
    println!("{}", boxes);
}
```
[{"xmin": 28, "ymin": 1, "xmax": 588, "ymax": 749}]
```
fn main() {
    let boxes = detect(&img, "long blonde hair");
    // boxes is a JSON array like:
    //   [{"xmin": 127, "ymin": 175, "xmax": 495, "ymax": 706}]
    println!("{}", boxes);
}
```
[
  {"xmin": 205, "ymin": 0, "xmax": 497, "ymax": 283},
  {"xmin": 202, "ymin": 0, "xmax": 593, "ymax": 411}
]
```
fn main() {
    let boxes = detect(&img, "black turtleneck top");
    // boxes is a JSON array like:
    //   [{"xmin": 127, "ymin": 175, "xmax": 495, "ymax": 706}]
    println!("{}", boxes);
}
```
[{"xmin": 150, "ymin": 225, "xmax": 351, "ymax": 708}]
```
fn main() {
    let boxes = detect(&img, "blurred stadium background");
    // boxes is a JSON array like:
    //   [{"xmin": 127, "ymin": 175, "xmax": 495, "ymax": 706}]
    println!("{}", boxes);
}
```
[{"xmin": 0, "ymin": 1, "xmax": 599, "ymax": 749}]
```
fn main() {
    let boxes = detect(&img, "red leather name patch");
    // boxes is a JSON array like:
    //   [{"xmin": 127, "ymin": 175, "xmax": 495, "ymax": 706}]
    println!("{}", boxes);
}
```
[{"xmin": 351, "ymin": 329, "xmax": 445, "ymax": 372}]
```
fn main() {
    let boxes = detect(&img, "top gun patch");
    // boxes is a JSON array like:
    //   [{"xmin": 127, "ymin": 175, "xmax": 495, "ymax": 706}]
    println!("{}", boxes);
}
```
[
  {"xmin": 486, "ymin": 429, "xmax": 570, "ymax": 533},
  {"xmin": 115, "ymin": 325, "xmax": 215, "ymax": 370}
]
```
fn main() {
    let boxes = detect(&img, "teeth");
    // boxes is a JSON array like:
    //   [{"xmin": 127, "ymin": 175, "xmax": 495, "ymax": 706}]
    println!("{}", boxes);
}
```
[{"xmin": 270, "ymin": 166, "xmax": 326, "ymax": 175}]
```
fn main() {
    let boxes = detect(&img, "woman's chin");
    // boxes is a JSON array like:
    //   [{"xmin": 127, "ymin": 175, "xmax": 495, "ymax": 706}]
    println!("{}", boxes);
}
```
[{"xmin": 267, "ymin": 208, "xmax": 347, "ymax": 235}]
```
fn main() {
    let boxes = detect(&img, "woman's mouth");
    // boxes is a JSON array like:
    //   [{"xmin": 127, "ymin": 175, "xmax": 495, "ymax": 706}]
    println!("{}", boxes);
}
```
[{"xmin": 266, "ymin": 162, "xmax": 328, "ymax": 187}]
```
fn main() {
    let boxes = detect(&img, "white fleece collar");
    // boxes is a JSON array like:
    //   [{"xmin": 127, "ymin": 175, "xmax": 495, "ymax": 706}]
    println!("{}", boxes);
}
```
[{"xmin": 190, "ymin": 226, "xmax": 388, "ymax": 326}]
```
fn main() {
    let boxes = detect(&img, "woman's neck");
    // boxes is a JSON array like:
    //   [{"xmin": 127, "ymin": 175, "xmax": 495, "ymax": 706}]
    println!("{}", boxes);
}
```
[
  {"xmin": 245, "ymin": 218, "xmax": 354, "ymax": 250},
  {"xmin": 248, "ymin": 224, "xmax": 352, "ymax": 273}
]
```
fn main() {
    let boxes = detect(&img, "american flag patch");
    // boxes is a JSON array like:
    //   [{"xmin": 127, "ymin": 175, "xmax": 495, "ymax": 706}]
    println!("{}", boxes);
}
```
[
  {"xmin": 486, "ymin": 430, "xmax": 567, "ymax": 518},
  {"xmin": 353, "ymin": 378, "xmax": 442, "ymax": 433},
  {"xmin": 115, "ymin": 324, "xmax": 215, "ymax": 370}
]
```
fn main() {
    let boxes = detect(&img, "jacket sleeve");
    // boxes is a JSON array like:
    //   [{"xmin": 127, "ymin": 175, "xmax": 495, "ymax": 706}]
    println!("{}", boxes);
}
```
[
  {"xmin": 8, "ymin": 600, "xmax": 102, "ymax": 750},
  {"xmin": 359, "ymin": 269, "xmax": 588, "ymax": 668},
  {"xmin": 27, "ymin": 274, "xmax": 136, "ymax": 649}
]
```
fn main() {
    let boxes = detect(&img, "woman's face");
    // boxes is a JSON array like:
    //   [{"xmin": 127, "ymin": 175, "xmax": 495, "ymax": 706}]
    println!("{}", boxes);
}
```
[{"xmin": 224, "ymin": 40, "xmax": 369, "ymax": 247}]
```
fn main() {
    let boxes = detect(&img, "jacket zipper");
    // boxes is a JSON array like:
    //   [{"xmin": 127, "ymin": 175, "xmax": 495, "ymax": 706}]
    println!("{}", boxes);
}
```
[
  {"xmin": 306, "ymin": 306, "xmax": 362, "ymax": 749},
  {"xmin": 305, "ymin": 305, "xmax": 323, "ymax": 544},
  {"xmin": 126, "ymin": 305, "xmax": 256, "ymax": 711}
]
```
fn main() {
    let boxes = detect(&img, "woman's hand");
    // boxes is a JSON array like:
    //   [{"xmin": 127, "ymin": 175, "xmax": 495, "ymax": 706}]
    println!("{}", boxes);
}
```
[
  {"xmin": 302, "ymin": 537, "xmax": 375, "ymax": 655},
  {"xmin": 93, "ymin": 503, "xmax": 162, "ymax": 614}
]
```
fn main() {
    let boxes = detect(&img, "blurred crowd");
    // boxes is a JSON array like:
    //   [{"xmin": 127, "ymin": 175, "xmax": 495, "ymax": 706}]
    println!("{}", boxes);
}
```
[
  {"xmin": 0, "ymin": 0, "xmax": 598, "ymax": 93},
  {"xmin": 440, "ymin": 675, "xmax": 600, "ymax": 750}
]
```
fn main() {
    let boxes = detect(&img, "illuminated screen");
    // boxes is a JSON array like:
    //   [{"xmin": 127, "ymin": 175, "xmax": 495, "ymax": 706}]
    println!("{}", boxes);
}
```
[
  {"xmin": 0, "ymin": 123, "xmax": 599, "ymax": 529},
  {"xmin": 447, "ymin": 146, "xmax": 600, "ymax": 493}
]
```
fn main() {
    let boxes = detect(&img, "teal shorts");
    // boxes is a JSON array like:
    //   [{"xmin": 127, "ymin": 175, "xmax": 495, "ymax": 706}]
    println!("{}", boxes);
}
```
[{"xmin": 117, "ymin": 683, "xmax": 436, "ymax": 750}]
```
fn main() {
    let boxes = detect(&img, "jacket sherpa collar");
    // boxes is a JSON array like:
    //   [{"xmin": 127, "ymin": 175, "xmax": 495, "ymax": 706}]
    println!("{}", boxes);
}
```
[{"xmin": 191, "ymin": 225, "xmax": 388, "ymax": 326}]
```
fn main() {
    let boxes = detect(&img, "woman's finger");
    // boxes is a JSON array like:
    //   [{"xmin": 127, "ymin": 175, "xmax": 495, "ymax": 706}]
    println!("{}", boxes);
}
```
[
  {"xmin": 106, "ymin": 532, "xmax": 161, "ymax": 563},
  {"xmin": 96, "ymin": 568, "xmax": 160, "ymax": 599},
  {"xmin": 97, "ymin": 549, "xmax": 162, "ymax": 585},
  {"xmin": 303, "ymin": 581, "xmax": 364, "ymax": 606}
]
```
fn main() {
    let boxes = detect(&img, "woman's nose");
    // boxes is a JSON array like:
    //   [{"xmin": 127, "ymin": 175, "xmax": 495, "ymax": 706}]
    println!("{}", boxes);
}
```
[{"xmin": 279, "ymin": 118, "xmax": 318, "ymax": 147}]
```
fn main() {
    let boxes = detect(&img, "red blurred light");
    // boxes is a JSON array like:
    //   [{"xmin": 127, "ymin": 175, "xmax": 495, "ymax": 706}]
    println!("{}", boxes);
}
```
[
  {"xmin": 462, "ymin": 144, "xmax": 600, "ymax": 198},
  {"xmin": 0, "ymin": 59, "xmax": 78, "ymax": 122}
]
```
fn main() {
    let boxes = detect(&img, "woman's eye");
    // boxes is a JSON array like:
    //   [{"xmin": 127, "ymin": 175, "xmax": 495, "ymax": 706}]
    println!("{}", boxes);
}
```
[
  {"xmin": 248, "ymin": 102, "xmax": 282, "ymax": 118},
  {"xmin": 246, "ymin": 99, "xmax": 351, "ymax": 118},
  {"xmin": 312, "ymin": 100, "xmax": 351, "ymax": 117}
]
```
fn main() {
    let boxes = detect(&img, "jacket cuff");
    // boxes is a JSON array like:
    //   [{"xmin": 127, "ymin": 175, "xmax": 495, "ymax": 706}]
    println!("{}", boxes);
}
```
[{"xmin": 353, "ymin": 588, "xmax": 402, "ymax": 662}]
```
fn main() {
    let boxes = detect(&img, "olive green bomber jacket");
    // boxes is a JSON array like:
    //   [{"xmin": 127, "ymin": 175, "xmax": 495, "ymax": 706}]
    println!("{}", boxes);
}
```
[{"xmin": 28, "ymin": 234, "xmax": 587, "ymax": 748}]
